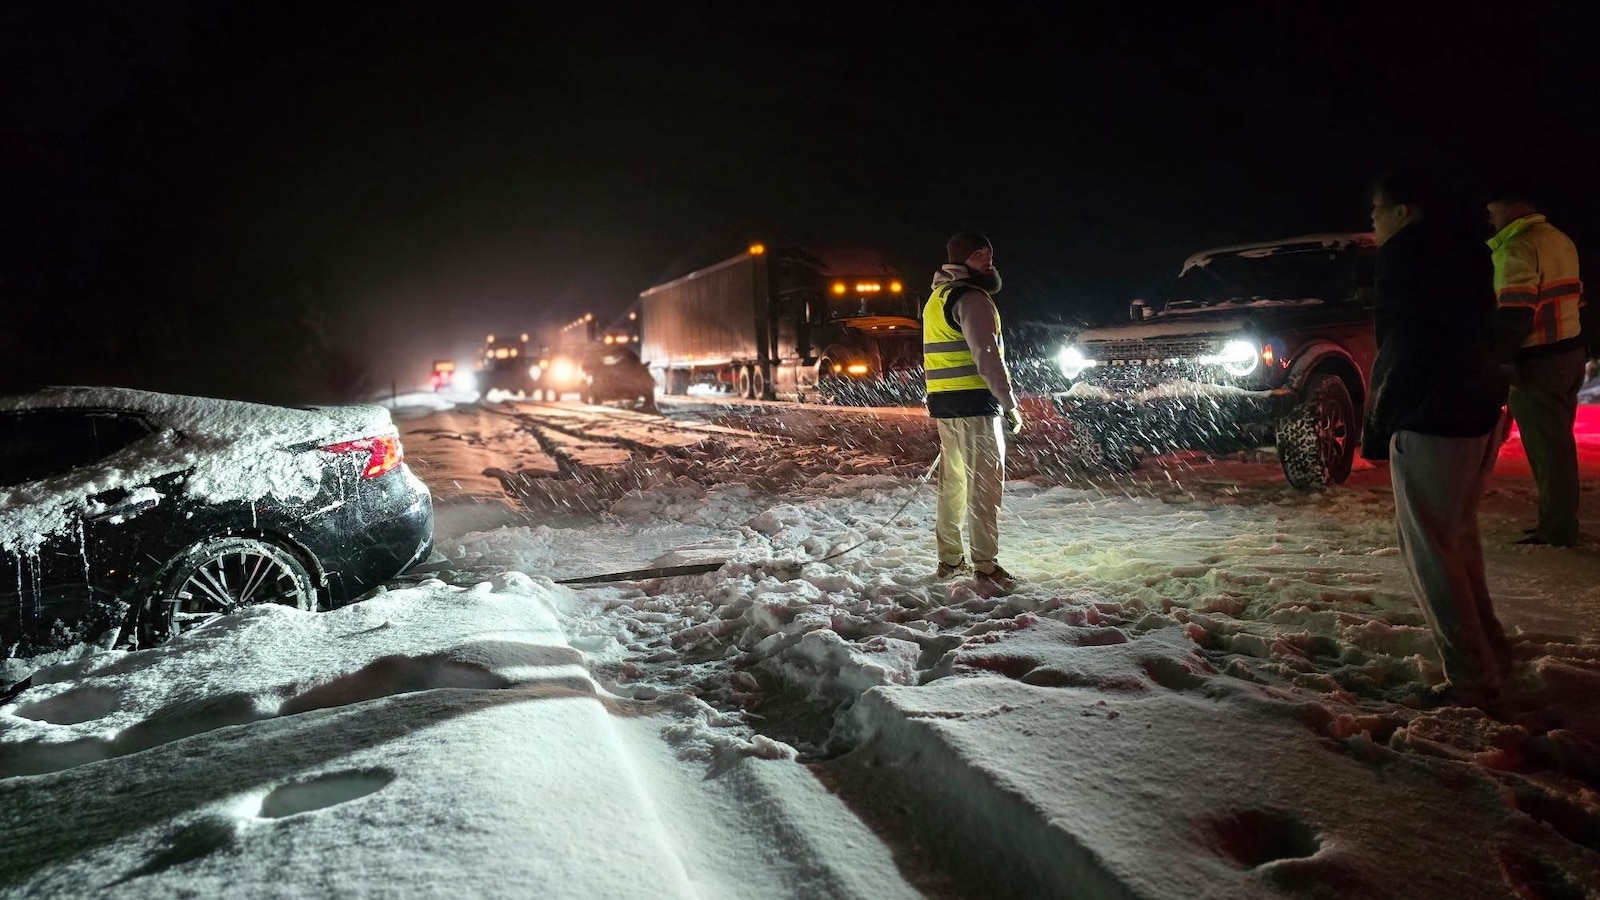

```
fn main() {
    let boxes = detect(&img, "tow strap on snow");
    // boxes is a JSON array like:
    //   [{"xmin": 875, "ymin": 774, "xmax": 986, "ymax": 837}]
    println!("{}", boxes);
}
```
[
  {"xmin": 817, "ymin": 451, "xmax": 941, "ymax": 563},
  {"xmin": 0, "ymin": 675, "xmax": 31, "ymax": 705},
  {"xmin": 554, "ymin": 561, "xmax": 727, "ymax": 585},
  {"xmin": 553, "ymin": 453, "xmax": 941, "ymax": 583}
]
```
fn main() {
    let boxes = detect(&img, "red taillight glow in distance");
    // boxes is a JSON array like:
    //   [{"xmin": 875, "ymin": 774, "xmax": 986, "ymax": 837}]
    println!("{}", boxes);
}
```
[{"xmin": 323, "ymin": 435, "xmax": 403, "ymax": 479}]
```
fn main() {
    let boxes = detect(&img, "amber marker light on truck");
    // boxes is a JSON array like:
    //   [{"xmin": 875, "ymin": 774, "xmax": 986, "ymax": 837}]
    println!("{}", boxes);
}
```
[
  {"xmin": 846, "ymin": 364, "xmax": 869, "ymax": 375},
  {"xmin": 890, "ymin": 280, "xmax": 903, "ymax": 293},
  {"xmin": 749, "ymin": 243, "xmax": 766, "ymax": 256},
  {"xmin": 832, "ymin": 282, "xmax": 847, "ymax": 295}
]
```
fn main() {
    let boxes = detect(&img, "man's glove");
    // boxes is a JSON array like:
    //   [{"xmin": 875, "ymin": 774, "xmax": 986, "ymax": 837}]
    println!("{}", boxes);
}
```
[{"xmin": 1005, "ymin": 407, "xmax": 1024, "ymax": 436}]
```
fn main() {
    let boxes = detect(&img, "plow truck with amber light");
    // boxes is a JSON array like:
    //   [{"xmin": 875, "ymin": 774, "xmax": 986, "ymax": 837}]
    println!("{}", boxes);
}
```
[
  {"xmin": 639, "ymin": 244, "xmax": 922, "ymax": 404},
  {"xmin": 1054, "ymin": 233, "xmax": 1378, "ymax": 491}
]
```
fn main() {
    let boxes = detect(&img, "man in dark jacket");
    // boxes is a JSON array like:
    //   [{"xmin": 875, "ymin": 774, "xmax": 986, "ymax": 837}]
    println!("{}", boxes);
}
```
[{"xmin": 1363, "ymin": 170, "xmax": 1513, "ymax": 708}]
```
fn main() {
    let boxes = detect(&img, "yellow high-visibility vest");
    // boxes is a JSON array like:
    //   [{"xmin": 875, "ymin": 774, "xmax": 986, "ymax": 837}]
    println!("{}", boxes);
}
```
[
  {"xmin": 1489, "ymin": 213, "xmax": 1583, "ymax": 347},
  {"xmin": 923, "ymin": 282, "xmax": 1001, "ymax": 393}
]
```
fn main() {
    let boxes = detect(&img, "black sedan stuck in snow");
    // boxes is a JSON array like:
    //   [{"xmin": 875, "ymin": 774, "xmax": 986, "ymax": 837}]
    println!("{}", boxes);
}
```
[{"xmin": 0, "ymin": 387, "xmax": 434, "ymax": 658}]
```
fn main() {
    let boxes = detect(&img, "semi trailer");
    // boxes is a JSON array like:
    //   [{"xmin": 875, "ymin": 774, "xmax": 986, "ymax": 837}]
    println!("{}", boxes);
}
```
[{"xmin": 639, "ymin": 244, "xmax": 922, "ymax": 404}]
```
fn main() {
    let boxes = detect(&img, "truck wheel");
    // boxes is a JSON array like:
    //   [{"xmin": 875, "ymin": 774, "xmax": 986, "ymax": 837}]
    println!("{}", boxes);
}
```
[
  {"xmin": 737, "ymin": 367, "xmax": 754, "ymax": 399},
  {"xmin": 667, "ymin": 370, "xmax": 689, "ymax": 395},
  {"xmin": 1277, "ymin": 373, "xmax": 1356, "ymax": 491},
  {"xmin": 817, "ymin": 361, "xmax": 844, "ymax": 404},
  {"xmin": 751, "ymin": 367, "xmax": 767, "ymax": 400}
]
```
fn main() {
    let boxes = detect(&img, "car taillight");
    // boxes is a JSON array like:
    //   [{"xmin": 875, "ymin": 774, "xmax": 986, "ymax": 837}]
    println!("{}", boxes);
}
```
[{"xmin": 323, "ymin": 435, "xmax": 403, "ymax": 479}]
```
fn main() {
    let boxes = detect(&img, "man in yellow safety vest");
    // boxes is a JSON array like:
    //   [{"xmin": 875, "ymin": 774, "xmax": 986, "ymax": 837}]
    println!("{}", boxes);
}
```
[
  {"xmin": 922, "ymin": 231, "xmax": 1023, "ymax": 593},
  {"xmin": 1488, "ymin": 180, "xmax": 1585, "ymax": 546}
]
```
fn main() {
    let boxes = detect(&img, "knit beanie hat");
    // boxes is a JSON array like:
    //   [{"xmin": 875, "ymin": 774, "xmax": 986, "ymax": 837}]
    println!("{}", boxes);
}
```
[{"xmin": 945, "ymin": 231, "xmax": 993, "ymax": 265}]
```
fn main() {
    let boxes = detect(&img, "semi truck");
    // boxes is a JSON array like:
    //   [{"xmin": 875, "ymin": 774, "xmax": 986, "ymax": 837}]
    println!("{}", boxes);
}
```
[
  {"xmin": 476, "ymin": 332, "xmax": 536, "ymax": 396},
  {"xmin": 639, "ymin": 244, "xmax": 922, "ymax": 404}
]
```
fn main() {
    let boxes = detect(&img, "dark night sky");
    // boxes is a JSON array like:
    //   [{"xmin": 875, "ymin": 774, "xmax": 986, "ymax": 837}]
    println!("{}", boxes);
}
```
[{"xmin": 1, "ymin": 2, "xmax": 1594, "ymax": 402}]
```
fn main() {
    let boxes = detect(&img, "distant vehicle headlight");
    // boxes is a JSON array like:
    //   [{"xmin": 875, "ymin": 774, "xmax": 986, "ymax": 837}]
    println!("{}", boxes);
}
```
[
  {"xmin": 1057, "ymin": 345, "xmax": 1096, "ymax": 379},
  {"xmin": 549, "ymin": 358, "xmax": 577, "ymax": 384},
  {"xmin": 1199, "ymin": 339, "xmax": 1262, "ymax": 377}
]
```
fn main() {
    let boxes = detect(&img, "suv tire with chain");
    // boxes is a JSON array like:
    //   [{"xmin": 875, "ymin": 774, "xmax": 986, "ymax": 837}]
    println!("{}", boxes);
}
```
[{"xmin": 1276, "ymin": 373, "xmax": 1357, "ymax": 491}]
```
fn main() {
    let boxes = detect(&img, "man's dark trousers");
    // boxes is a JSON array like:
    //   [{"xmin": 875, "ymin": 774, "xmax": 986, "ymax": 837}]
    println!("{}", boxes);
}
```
[{"xmin": 1510, "ymin": 345, "xmax": 1586, "ymax": 545}]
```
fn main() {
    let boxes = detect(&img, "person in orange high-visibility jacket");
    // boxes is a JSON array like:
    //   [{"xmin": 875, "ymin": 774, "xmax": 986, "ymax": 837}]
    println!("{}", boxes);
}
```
[
  {"xmin": 1488, "ymin": 180, "xmax": 1585, "ymax": 546},
  {"xmin": 923, "ymin": 231, "xmax": 1022, "ymax": 594}
]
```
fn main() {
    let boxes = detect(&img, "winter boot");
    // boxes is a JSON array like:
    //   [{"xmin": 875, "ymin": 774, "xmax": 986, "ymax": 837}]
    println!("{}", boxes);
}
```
[{"xmin": 975, "ymin": 563, "xmax": 1019, "ymax": 594}]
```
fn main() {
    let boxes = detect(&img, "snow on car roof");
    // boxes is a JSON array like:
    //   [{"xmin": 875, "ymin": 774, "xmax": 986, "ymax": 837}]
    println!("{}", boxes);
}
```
[
  {"xmin": 1179, "ymin": 232, "xmax": 1376, "ymax": 276},
  {"xmin": 0, "ymin": 386, "xmax": 393, "ymax": 443},
  {"xmin": 0, "ymin": 387, "xmax": 398, "ymax": 555}
]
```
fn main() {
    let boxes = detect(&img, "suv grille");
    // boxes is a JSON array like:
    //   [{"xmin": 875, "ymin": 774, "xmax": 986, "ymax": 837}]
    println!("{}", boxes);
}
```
[{"xmin": 1090, "ymin": 339, "xmax": 1218, "ymax": 363}]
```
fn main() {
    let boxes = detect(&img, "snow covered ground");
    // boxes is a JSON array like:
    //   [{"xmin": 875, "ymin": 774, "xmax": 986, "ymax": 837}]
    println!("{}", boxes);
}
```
[{"xmin": 6, "ymin": 390, "xmax": 1600, "ymax": 898}]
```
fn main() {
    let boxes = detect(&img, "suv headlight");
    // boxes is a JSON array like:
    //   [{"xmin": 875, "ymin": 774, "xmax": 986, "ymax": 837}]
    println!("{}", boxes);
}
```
[
  {"xmin": 1199, "ymin": 339, "xmax": 1262, "ymax": 377},
  {"xmin": 1057, "ymin": 345, "xmax": 1097, "ymax": 379}
]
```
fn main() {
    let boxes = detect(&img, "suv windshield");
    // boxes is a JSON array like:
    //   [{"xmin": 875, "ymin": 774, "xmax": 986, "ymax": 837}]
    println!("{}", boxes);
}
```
[{"xmin": 1166, "ymin": 245, "xmax": 1372, "ymax": 310}]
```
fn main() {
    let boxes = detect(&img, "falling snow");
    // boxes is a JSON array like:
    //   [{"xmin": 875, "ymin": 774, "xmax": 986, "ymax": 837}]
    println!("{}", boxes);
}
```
[{"xmin": 5, "ymin": 387, "xmax": 1600, "ymax": 898}]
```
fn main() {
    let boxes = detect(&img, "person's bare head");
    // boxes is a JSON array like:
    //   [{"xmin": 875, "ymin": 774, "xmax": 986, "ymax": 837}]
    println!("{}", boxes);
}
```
[{"xmin": 1370, "ymin": 170, "xmax": 1428, "ymax": 247}]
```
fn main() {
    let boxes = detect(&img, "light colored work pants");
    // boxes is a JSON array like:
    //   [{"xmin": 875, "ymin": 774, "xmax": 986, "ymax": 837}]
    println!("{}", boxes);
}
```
[
  {"xmin": 1390, "ymin": 427, "xmax": 1511, "ymax": 692},
  {"xmin": 936, "ymin": 415, "xmax": 1005, "ymax": 569}
]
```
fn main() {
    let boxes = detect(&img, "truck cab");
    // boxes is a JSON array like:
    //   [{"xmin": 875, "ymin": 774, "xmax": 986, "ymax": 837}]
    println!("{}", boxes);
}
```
[
  {"xmin": 772, "ymin": 247, "xmax": 921, "ymax": 404},
  {"xmin": 477, "ymin": 333, "xmax": 536, "ymax": 397}
]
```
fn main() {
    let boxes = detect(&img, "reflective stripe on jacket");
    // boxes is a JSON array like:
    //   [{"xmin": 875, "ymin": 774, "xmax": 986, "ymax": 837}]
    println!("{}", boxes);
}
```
[
  {"xmin": 922, "ymin": 282, "xmax": 1002, "ymax": 393},
  {"xmin": 1489, "ymin": 213, "xmax": 1583, "ymax": 347}
]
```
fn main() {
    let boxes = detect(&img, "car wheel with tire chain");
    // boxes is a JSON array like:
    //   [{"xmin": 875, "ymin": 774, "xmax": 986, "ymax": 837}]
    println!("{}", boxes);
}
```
[{"xmin": 1276, "ymin": 372, "xmax": 1356, "ymax": 491}]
